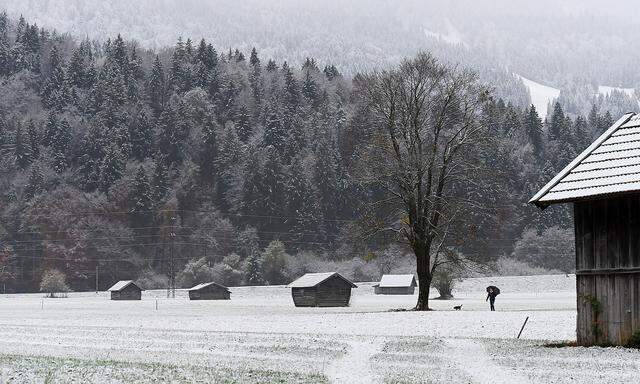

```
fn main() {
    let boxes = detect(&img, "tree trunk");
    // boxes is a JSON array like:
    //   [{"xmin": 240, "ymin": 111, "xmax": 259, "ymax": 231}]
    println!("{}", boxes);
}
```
[{"xmin": 415, "ymin": 243, "xmax": 432, "ymax": 310}]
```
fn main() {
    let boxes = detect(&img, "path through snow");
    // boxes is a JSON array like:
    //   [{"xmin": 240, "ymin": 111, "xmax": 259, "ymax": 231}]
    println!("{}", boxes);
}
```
[
  {"xmin": 446, "ymin": 338, "xmax": 528, "ymax": 384},
  {"xmin": 326, "ymin": 338, "xmax": 383, "ymax": 384}
]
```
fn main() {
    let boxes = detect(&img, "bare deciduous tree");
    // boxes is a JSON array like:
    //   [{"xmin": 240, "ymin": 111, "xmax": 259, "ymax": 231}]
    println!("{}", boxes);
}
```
[{"xmin": 354, "ymin": 53, "xmax": 491, "ymax": 310}]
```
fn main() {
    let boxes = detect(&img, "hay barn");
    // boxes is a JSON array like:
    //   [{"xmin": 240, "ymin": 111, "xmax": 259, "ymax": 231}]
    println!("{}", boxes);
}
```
[
  {"xmin": 288, "ymin": 272, "xmax": 357, "ymax": 307},
  {"xmin": 107, "ymin": 280, "xmax": 143, "ymax": 301},
  {"xmin": 374, "ymin": 274, "xmax": 417, "ymax": 295},
  {"xmin": 187, "ymin": 282, "xmax": 231, "ymax": 300},
  {"xmin": 531, "ymin": 112, "xmax": 640, "ymax": 346}
]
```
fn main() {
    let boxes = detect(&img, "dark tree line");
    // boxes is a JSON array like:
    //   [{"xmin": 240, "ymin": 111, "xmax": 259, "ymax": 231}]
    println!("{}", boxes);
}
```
[{"xmin": 0, "ymin": 13, "xmax": 620, "ymax": 292}]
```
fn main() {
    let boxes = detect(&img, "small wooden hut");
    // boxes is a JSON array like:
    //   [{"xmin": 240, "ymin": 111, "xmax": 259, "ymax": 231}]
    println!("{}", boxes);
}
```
[
  {"xmin": 288, "ymin": 272, "xmax": 357, "ymax": 307},
  {"xmin": 374, "ymin": 274, "xmax": 417, "ymax": 295},
  {"xmin": 187, "ymin": 282, "xmax": 230, "ymax": 300},
  {"xmin": 107, "ymin": 280, "xmax": 143, "ymax": 300},
  {"xmin": 530, "ymin": 112, "xmax": 640, "ymax": 346}
]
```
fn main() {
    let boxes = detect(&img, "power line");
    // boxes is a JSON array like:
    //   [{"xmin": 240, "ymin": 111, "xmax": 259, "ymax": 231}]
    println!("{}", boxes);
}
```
[
  {"xmin": 0, "ymin": 209, "xmax": 359, "ymax": 223},
  {"xmin": 3, "ymin": 225, "xmax": 344, "ymax": 238}
]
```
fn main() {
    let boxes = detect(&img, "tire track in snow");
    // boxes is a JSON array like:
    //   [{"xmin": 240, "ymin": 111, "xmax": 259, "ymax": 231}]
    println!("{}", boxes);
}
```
[
  {"xmin": 326, "ymin": 338, "xmax": 383, "ymax": 384},
  {"xmin": 446, "ymin": 338, "xmax": 528, "ymax": 384}
]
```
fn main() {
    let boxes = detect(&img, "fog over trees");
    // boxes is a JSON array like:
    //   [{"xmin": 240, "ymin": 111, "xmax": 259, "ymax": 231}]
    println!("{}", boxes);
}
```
[
  {"xmin": 2, "ymin": 0, "xmax": 640, "ymax": 116},
  {"xmin": 0, "ymin": 9, "xmax": 623, "ymax": 293}
]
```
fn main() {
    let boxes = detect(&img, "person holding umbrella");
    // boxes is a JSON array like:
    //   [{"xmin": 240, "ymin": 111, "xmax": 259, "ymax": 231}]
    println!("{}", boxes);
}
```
[{"xmin": 486, "ymin": 285, "xmax": 500, "ymax": 311}]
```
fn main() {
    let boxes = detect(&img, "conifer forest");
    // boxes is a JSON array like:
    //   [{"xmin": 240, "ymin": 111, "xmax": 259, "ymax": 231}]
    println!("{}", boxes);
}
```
[{"xmin": 0, "ymin": 12, "xmax": 624, "ymax": 292}]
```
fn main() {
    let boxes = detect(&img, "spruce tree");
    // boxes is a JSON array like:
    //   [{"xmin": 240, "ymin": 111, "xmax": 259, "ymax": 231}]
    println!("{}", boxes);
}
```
[
  {"xmin": 130, "ymin": 166, "xmax": 153, "ymax": 227},
  {"xmin": 0, "ymin": 13, "xmax": 10, "ymax": 76},
  {"xmin": 151, "ymin": 157, "xmax": 169, "ymax": 204},
  {"xmin": 111, "ymin": 34, "xmax": 130, "ymax": 81},
  {"xmin": 523, "ymin": 105, "xmax": 543, "ymax": 159},
  {"xmin": 262, "ymin": 146, "xmax": 286, "ymax": 217},
  {"xmin": 282, "ymin": 62, "xmax": 299, "ymax": 111},
  {"xmin": 240, "ymin": 149, "xmax": 265, "ymax": 217},
  {"xmin": 51, "ymin": 119, "xmax": 71, "ymax": 173},
  {"xmin": 193, "ymin": 47, "xmax": 210, "ymax": 89},
  {"xmin": 42, "ymin": 46, "xmax": 71, "ymax": 111},
  {"xmin": 600, "ymin": 111, "xmax": 613, "ymax": 131},
  {"xmin": 249, "ymin": 48, "xmax": 260, "ymax": 67},
  {"xmin": 217, "ymin": 122, "xmax": 245, "ymax": 211},
  {"xmin": 10, "ymin": 43, "xmax": 28, "ymax": 73},
  {"xmin": 170, "ymin": 37, "xmax": 193, "ymax": 93},
  {"xmin": 26, "ymin": 121, "xmax": 40, "ymax": 161},
  {"xmin": 244, "ymin": 251, "xmax": 263, "ymax": 285},
  {"xmin": 548, "ymin": 102, "xmax": 568, "ymax": 142},
  {"xmin": 129, "ymin": 109, "xmax": 153, "ymax": 160},
  {"xmin": 24, "ymin": 163, "xmax": 45, "ymax": 199},
  {"xmin": 95, "ymin": 58, "xmax": 127, "ymax": 111},
  {"xmin": 587, "ymin": 104, "xmax": 599, "ymax": 134},
  {"xmin": 265, "ymin": 59, "xmax": 277, "ymax": 72},
  {"xmin": 68, "ymin": 47, "xmax": 87, "ymax": 89},
  {"xmin": 15, "ymin": 123, "xmax": 32, "ymax": 169},
  {"xmin": 148, "ymin": 56, "xmax": 165, "ymax": 117},
  {"xmin": 43, "ymin": 112, "xmax": 59, "ymax": 147},
  {"xmin": 236, "ymin": 105, "xmax": 252, "ymax": 142},
  {"xmin": 286, "ymin": 155, "xmax": 320, "ymax": 240},
  {"xmin": 249, "ymin": 48, "xmax": 262, "ymax": 106},
  {"xmin": 127, "ymin": 46, "xmax": 143, "ymax": 100},
  {"xmin": 156, "ymin": 102, "xmax": 184, "ymax": 166},
  {"xmin": 234, "ymin": 49, "xmax": 245, "ymax": 62},
  {"xmin": 84, "ymin": 58, "xmax": 97, "ymax": 91},
  {"xmin": 78, "ymin": 124, "xmax": 105, "ymax": 191},
  {"xmin": 215, "ymin": 79, "xmax": 238, "ymax": 122},
  {"xmin": 98, "ymin": 144, "xmax": 125, "ymax": 192},
  {"xmin": 312, "ymin": 135, "xmax": 338, "ymax": 222},
  {"xmin": 198, "ymin": 113, "xmax": 219, "ymax": 186},
  {"xmin": 301, "ymin": 59, "xmax": 320, "ymax": 104},
  {"xmin": 323, "ymin": 65, "xmax": 340, "ymax": 80},
  {"xmin": 263, "ymin": 100, "xmax": 286, "ymax": 152},
  {"xmin": 573, "ymin": 115, "xmax": 590, "ymax": 152}
]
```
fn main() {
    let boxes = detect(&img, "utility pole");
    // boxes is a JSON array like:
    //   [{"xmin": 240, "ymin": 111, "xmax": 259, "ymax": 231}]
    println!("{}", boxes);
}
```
[
  {"xmin": 95, "ymin": 262, "xmax": 99, "ymax": 293},
  {"xmin": 167, "ymin": 216, "xmax": 176, "ymax": 298}
]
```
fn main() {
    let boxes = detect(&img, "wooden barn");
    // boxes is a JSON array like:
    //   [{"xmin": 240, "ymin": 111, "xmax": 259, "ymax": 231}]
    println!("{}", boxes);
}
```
[
  {"xmin": 288, "ymin": 272, "xmax": 357, "ymax": 307},
  {"xmin": 374, "ymin": 274, "xmax": 417, "ymax": 295},
  {"xmin": 187, "ymin": 282, "xmax": 230, "ymax": 300},
  {"xmin": 530, "ymin": 112, "xmax": 640, "ymax": 346},
  {"xmin": 107, "ymin": 280, "xmax": 143, "ymax": 300}
]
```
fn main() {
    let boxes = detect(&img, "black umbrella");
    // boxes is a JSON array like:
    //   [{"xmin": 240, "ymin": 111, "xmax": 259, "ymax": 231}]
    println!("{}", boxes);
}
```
[{"xmin": 486, "ymin": 285, "xmax": 500, "ymax": 296}]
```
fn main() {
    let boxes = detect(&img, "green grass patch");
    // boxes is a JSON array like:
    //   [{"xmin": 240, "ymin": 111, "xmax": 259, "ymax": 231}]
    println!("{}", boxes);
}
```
[{"xmin": 0, "ymin": 354, "xmax": 328, "ymax": 384}]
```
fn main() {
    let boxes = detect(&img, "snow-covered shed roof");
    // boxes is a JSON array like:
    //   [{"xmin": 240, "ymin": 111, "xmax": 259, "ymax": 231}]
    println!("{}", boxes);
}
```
[
  {"xmin": 377, "ymin": 274, "xmax": 416, "ymax": 288},
  {"xmin": 530, "ymin": 112, "xmax": 640, "ymax": 207},
  {"xmin": 288, "ymin": 272, "xmax": 357, "ymax": 288},
  {"xmin": 188, "ymin": 282, "xmax": 229, "ymax": 292},
  {"xmin": 107, "ymin": 280, "xmax": 144, "ymax": 292}
]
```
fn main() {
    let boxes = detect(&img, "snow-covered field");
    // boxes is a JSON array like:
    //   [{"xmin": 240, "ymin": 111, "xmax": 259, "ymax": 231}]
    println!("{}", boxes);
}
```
[
  {"xmin": 1, "ymin": 274, "xmax": 639, "ymax": 383},
  {"xmin": 516, "ymin": 75, "xmax": 561, "ymax": 118},
  {"xmin": 598, "ymin": 85, "xmax": 636, "ymax": 99}
]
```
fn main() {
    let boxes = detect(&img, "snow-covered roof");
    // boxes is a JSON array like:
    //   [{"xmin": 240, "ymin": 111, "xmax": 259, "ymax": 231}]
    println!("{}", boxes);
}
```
[
  {"xmin": 188, "ymin": 282, "xmax": 229, "ymax": 291},
  {"xmin": 530, "ymin": 113, "xmax": 640, "ymax": 207},
  {"xmin": 288, "ymin": 272, "xmax": 357, "ymax": 288},
  {"xmin": 378, "ymin": 274, "xmax": 416, "ymax": 288},
  {"xmin": 107, "ymin": 280, "xmax": 143, "ymax": 292}
]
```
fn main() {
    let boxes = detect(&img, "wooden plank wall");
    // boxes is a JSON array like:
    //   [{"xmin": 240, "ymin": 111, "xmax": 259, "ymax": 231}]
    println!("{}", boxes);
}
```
[
  {"xmin": 574, "ymin": 195, "xmax": 640, "ymax": 345},
  {"xmin": 376, "ymin": 286, "xmax": 415, "ymax": 295},
  {"xmin": 315, "ymin": 276, "xmax": 352, "ymax": 307},
  {"xmin": 292, "ymin": 287, "xmax": 318, "ymax": 307}
]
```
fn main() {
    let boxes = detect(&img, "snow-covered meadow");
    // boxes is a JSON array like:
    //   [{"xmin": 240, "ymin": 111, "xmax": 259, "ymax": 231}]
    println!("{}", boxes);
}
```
[{"xmin": 1, "ymin": 274, "xmax": 639, "ymax": 383}]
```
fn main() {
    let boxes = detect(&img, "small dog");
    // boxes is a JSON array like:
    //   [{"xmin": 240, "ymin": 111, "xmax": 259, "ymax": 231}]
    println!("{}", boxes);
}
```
[{"xmin": 453, "ymin": 305, "xmax": 463, "ymax": 311}]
